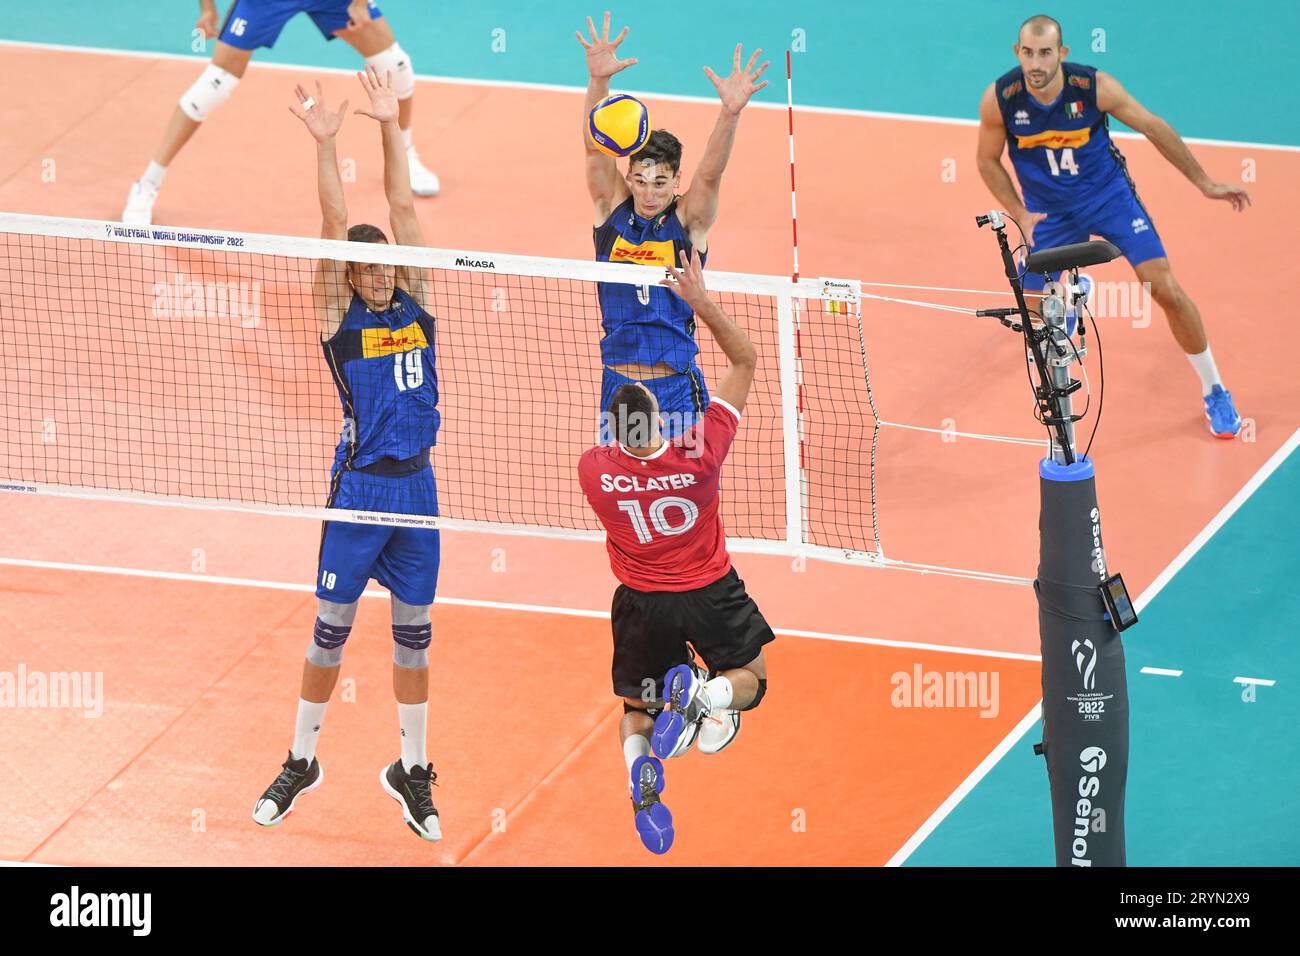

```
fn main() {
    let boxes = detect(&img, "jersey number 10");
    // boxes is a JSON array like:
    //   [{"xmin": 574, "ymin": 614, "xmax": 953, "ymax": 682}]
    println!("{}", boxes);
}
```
[
  {"xmin": 617, "ymin": 496, "xmax": 699, "ymax": 544},
  {"xmin": 1045, "ymin": 147, "xmax": 1079, "ymax": 177}
]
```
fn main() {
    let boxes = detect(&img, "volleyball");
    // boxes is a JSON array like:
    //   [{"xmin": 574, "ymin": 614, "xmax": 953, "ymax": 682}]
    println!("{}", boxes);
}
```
[{"xmin": 588, "ymin": 94, "xmax": 651, "ymax": 157}]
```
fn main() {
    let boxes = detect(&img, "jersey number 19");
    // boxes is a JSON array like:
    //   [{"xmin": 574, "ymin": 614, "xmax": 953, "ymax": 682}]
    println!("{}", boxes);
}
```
[{"xmin": 393, "ymin": 351, "xmax": 424, "ymax": 391}]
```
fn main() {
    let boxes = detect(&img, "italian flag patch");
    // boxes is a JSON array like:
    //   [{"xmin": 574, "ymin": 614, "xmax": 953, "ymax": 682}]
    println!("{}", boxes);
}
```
[{"xmin": 1066, "ymin": 101, "xmax": 1084, "ymax": 119}]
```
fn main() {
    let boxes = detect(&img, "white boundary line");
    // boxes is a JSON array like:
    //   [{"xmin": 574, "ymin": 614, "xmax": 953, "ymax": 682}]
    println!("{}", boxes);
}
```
[
  {"xmin": 0, "ymin": 555, "xmax": 1039, "ymax": 661},
  {"xmin": 1140, "ymin": 667, "xmax": 1183, "ymax": 677},
  {"xmin": 1233, "ymin": 677, "xmax": 1277, "ymax": 687},
  {"xmin": 1, "ymin": 38, "xmax": 1296, "ymax": 152},
  {"xmin": 885, "ymin": 427, "xmax": 1300, "ymax": 866}
]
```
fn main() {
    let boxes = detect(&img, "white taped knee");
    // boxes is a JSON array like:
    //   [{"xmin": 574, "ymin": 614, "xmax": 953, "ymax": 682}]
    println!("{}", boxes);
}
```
[
  {"xmin": 365, "ymin": 43, "xmax": 414, "ymax": 100},
  {"xmin": 179, "ymin": 64, "xmax": 241, "ymax": 122}
]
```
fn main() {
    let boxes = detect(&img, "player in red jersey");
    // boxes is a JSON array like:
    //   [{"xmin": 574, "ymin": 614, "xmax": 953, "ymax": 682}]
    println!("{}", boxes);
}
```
[{"xmin": 577, "ymin": 248, "xmax": 774, "ymax": 854}]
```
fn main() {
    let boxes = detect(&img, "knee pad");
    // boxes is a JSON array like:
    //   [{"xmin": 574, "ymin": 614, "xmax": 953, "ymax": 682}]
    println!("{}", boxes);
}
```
[
  {"xmin": 391, "ymin": 597, "xmax": 431, "ymax": 653},
  {"xmin": 364, "ymin": 43, "xmax": 414, "ymax": 100},
  {"xmin": 393, "ymin": 644, "xmax": 429, "ymax": 669},
  {"xmin": 310, "ymin": 599, "xmax": 356, "ymax": 666},
  {"xmin": 179, "ymin": 63, "xmax": 241, "ymax": 122},
  {"xmin": 741, "ymin": 678, "xmax": 767, "ymax": 711}
]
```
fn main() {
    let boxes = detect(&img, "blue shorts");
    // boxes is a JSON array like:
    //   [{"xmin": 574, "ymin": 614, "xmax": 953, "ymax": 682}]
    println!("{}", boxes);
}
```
[
  {"xmin": 316, "ymin": 465, "xmax": 439, "ymax": 606},
  {"xmin": 218, "ymin": 0, "xmax": 382, "ymax": 50},
  {"xmin": 599, "ymin": 365, "xmax": 709, "ymax": 444},
  {"xmin": 1022, "ymin": 180, "xmax": 1167, "ymax": 291}
]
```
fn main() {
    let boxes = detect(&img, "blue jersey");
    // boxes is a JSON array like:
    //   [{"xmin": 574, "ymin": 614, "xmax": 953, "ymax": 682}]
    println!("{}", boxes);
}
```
[
  {"xmin": 996, "ymin": 63, "xmax": 1131, "ymax": 214},
  {"xmin": 322, "ymin": 287, "xmax": 439, "ymax": 472},
  {"xmin": 594, "ymin": 197, "xmax": 705, "ymax": 372}
]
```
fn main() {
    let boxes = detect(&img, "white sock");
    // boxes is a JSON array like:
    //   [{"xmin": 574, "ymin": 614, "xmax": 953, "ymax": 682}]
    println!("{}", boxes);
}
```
[
  {"xmin": 291, "ymin": 699, "xmax": 328, "ymax": 763},
  {"xmin": 398, "ymin": 702, "xmax": 428, "ymax": 772},
  {"xmin": 703, "ymin": 675, "xmax": 734, "ymax": 710},
  {"xmin": 1186, "ymin": 346, "xmax": 1222, "ymax": 397},
  {"xmin": 141, "ymin": 160, "xmax": 167, "ymax": 190},
  {"xmin": 623, "ymin": 734, "xmax": 650, "ymax": 773},
  {"xmin": 402, "ymin": 127, "xmax": 414, "ymax": 151}
]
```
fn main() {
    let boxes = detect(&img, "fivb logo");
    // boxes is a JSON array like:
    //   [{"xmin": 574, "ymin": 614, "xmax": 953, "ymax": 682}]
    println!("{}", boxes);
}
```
[
  {"xmin": 1072, "ymin": 746, "xmax": 1107, "ymax": 867},
  {"xmin": 1072, "ymin": 638, "xmax": 1097, "ymax": 691},
  {"xmin": 50, "ymin": 886, "xmax": 151, "ymax": 936}
]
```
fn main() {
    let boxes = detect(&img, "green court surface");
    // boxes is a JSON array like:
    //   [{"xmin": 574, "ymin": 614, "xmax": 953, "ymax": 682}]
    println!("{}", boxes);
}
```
[
  {"xmin": 906, "ymin": 436, "xmax": 1300, "ymax": 865},
  {"xmin": 5, "ymin": 1, "xmax": 1298, "ymax": 145}
]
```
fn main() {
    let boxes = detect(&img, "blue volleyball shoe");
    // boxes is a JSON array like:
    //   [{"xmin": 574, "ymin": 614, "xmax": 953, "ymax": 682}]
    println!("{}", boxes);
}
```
[
  {"xmin": 652, "ymin": 663, "xmax": 710, "ymax": 759},
  {"xmin": 1204, "ymin": 384, "xmax": 1242, "ymax": 439},
  {"xmin": 630, "ymin": 755, "xmax": 674, "ymax": 854}
]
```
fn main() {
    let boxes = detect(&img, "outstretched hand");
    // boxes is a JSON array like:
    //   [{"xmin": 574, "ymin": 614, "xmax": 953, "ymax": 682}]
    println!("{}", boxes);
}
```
[
  {"xmin": 704, "ymin": 44, "xmax": 770, "ymax": 114},
  {"xmin": 354, "ymin": 63, "xmax": 399, "ymax": 123},
  {"xmin": 662, "ymin": 248, "xmax": 709, "ymax": 308},
  {"xmin": 1202, "ymin": 181, "xmax": 1252, "ymax": 212},
  {"xmin": 576, "ymin": 11, "xmax": 638, "ymax": 79},
  {"xmin": 195, "ymin": 7, "xmax": 220, "ymax": 39},
  {"xmin": 289, "ymin": 81, "xmax": 348, "ymax": 143}
]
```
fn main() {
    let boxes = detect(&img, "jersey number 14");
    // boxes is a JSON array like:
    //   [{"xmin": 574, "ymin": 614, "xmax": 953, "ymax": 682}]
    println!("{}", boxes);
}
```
[{"xmin": 1045, "ymin": 147, "xmax": 1079, "ymax": 177}]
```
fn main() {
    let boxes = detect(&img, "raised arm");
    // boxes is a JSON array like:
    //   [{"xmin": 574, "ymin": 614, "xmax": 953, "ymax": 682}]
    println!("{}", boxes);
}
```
[
  {"xmin": 576, "ymin": 12, "xmax": 636, "ymax": 225},
  {"xmin": 678, "ymin": 44, "xmax": 769, "ymax": 247},
  {"xmin": 975, "ymin": 81, "xmax": 1049, "ymax": 245},
  {"xmin": 355, "ymin": 65, "xmax": 429, "ymax": 307},
  {"xmin": 289, "ymin": 81, "xmax": 352, "ymax": 339},
  {"xmin": 1097, "ymin": 71, "xmax": 1250, "ymax": 211},
  {"xmin": 662, "ymin": 248, "xmax": 756, "ymax": 412}
]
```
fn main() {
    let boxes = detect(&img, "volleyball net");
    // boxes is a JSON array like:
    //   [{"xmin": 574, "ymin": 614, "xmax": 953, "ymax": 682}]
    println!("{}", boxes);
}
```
[{"xmin": 0, "ymin": 212, "xmax": 885, "ymax": 565}]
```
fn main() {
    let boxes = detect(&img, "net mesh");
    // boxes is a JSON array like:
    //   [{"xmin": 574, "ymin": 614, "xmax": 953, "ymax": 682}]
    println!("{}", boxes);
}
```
[{"xmin": 0, "ymin": 217, "xmax": 882, "ymax": 557}]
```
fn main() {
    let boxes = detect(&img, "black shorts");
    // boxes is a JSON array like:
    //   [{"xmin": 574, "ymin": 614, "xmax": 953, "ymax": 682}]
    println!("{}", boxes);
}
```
[{"xmin": 610, "ymin": 567, "xmax": 776, "ymax": 700}]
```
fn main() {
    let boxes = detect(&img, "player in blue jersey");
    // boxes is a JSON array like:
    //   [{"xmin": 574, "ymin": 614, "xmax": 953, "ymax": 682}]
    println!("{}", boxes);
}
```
[
  {"xmin": 122, "ymin": 0, "xmax": 440, "ymax": 226},
  {"xmin": 977, "ymin": 14, "xmax": 1252, "ymax": 439},
  {"xmin": 577, "ymin": 12, "xmax": 768, "ymax": 442},
  {"xmin": 252, "ymin": 66, "xmax": 441, "ymax": 840}
]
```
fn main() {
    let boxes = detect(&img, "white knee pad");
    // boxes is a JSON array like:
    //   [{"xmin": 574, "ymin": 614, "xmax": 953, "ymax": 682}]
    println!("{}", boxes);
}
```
[
  {"xmin": 365, "ymin": 43, "xmax": 415, "ymax": 100},
  {"xmin": 179, "ymin": 63, "xmax": 241, "ymax": 122}
]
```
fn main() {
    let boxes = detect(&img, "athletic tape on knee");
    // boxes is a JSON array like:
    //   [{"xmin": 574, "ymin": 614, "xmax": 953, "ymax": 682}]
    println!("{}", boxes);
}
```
[
  {"xmin": 741, "ymin": 678, "xmax": 767, "ymax": 711},
  {"xmin": 393, "ymin": 644, "xmax": 429, "ymax": 669},
  {"xmin": 365, "ymin": 43, "xmax": 414, "ymax": 100},
  {"xmin": 179, "ymin": 63, "xmax": 240, "ymax": 122}
]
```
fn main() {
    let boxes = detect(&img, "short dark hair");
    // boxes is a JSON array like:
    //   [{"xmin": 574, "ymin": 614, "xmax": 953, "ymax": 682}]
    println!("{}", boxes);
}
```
[
  {"xmin": 628, "ymin": 130, "xmax": 683, "ymax": 176},
  {"xmin": 1019, "ymin": 14, "xmax": 1063, "ymax": 47},
  {"xmin": 348, "ymin": 223, "xmax": 388, "ymax": 244},
  {"xmin": 606, "ymin": 383, "xmax": 657, "ymax": 446}
]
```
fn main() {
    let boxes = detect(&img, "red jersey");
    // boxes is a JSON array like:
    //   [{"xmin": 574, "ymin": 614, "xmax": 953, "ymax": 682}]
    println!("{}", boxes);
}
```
[{"xmin": 578, "ymin": 399, "xmax": 741, "ymax": 592}]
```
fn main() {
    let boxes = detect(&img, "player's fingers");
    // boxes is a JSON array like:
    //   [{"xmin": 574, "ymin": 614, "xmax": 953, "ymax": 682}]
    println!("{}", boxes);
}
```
[
  {"xmin": 745, "ymin": 48, "xmax": 761, "ymax": 73},
  {"xmin": 753, "ymin": 79, "xmax": 769, "ymax": 93},
  {"xmin": 575, "ymin": 30, "xmax": 589, "ymax": 49},
  {"xmin": 753, "ymin": 60, "xmax": 771, "ymax": 80},
  {"xmin": 618, "ymin": 57, "xmax": 639, "ymax": 70},
  {"xmin": 338, "ymin": 99, "xmax": 349, "ymax": 117},
  {"xmin": 601, "ymin": 11, "xmax": 611, "ymax": 41},
  {"xmin": 315, "ymin": 80, "xmax": 325, "ymax": 104},
  {"xmin": 385, "ymin": 69, "xmax": 393, "ymax": 89},
  {"xmin": 702, "ymin": 65, "xmax": 719, "ymax": 84},
  {"xmin": 733, "ymin": 43, "xmax": 742, "ymax": 72},
  {"xmin": 612, "ymin": 26, "xmax": 629, "ymax": 47}
]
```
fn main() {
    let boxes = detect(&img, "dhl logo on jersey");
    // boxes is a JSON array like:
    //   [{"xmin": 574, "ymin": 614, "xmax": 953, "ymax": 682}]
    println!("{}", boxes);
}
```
[
  {"xmin": 609, "ymin": 236, "xmax": 676, "ymax": 266},
  {"xmin": 1016, "ymin": 126, "xmax": 1092, "ymax": 151},
  {"xmin": 361, "ymin": 321, "xmax": 428, "ymax": 358}
]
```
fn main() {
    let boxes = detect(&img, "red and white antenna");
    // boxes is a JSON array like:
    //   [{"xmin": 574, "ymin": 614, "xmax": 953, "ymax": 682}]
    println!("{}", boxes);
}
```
[{"xmin": 786, "ymin": 50, "xmax": 799, "ymax": 283}]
